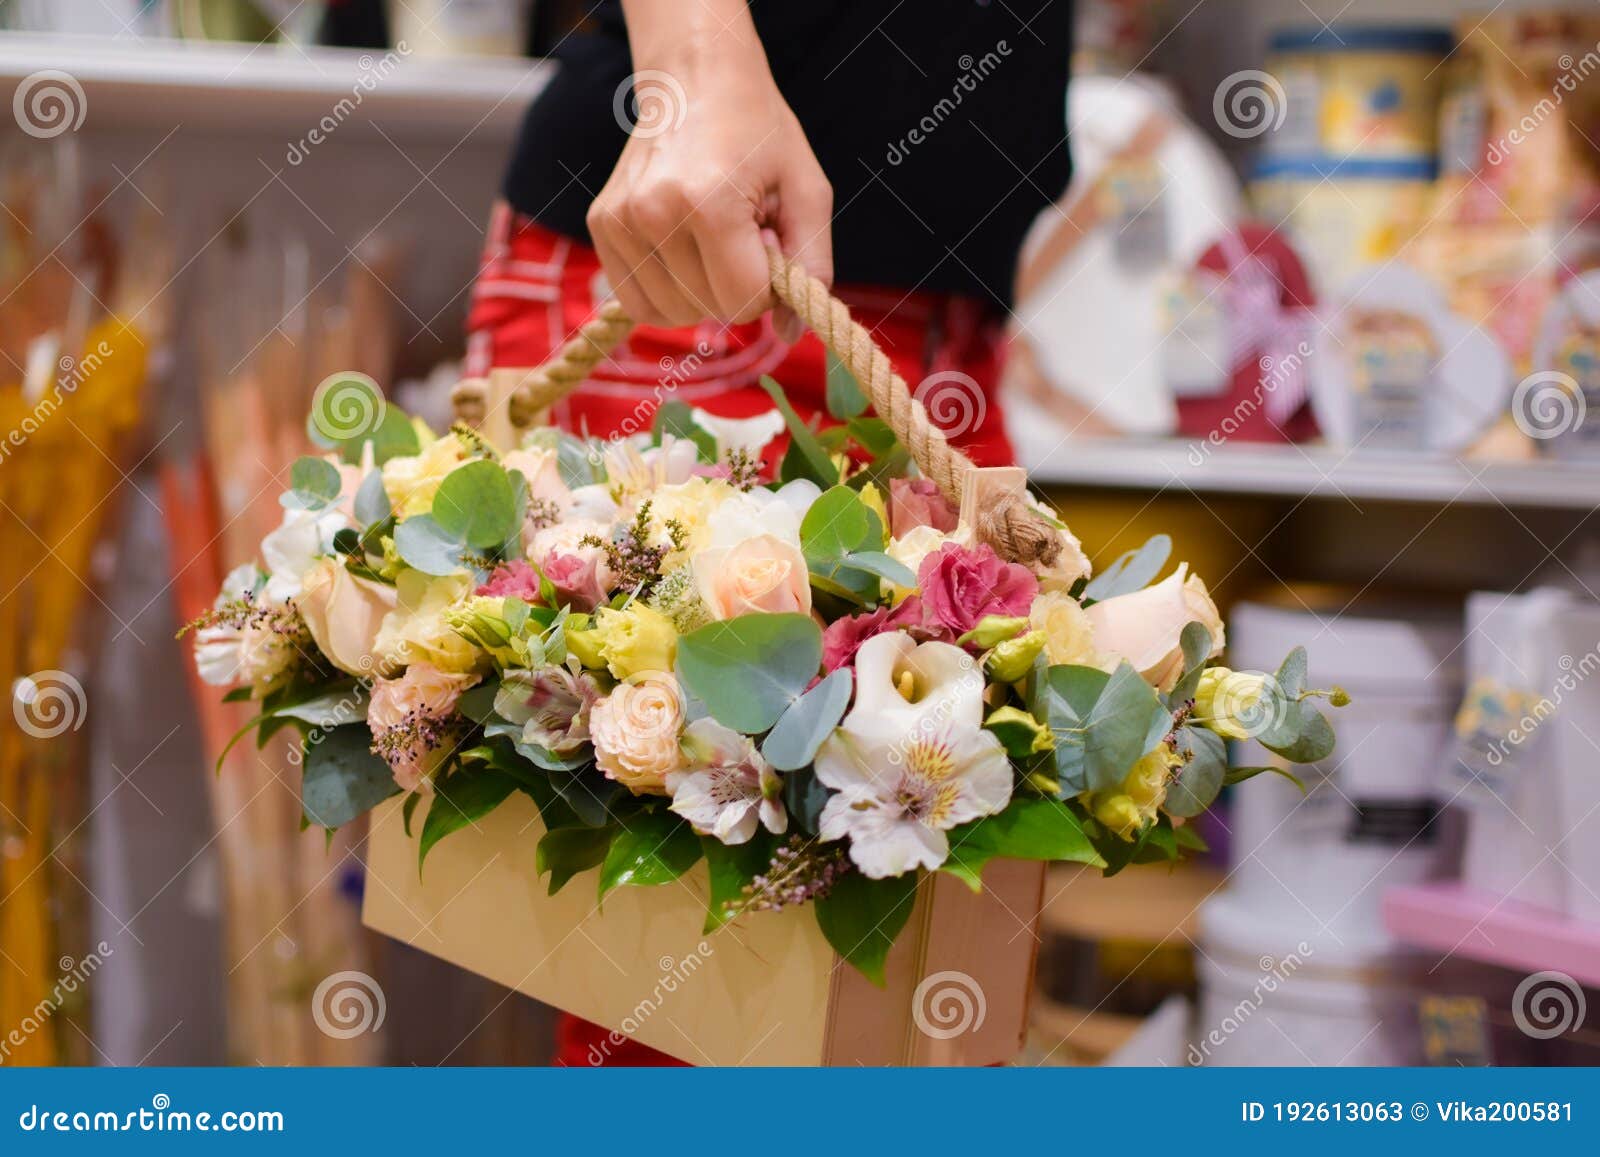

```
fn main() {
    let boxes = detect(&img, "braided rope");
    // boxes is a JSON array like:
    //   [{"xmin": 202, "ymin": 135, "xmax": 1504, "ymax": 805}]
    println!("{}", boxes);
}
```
[{"xmin": 453, "ymin": 248, "xmax": 1061, "ymax": 568}]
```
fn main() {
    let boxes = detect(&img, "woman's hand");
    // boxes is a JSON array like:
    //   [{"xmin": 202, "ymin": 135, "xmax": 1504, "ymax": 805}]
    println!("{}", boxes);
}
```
[{"xmin": 587, "ymin": 1, "xmax": 832, "ymax": 335}]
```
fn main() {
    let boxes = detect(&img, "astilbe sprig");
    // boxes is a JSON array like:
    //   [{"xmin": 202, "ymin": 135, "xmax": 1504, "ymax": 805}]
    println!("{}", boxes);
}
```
[
  {"xmin": 581, "ymin": 500, "xmax": 686, "ymax": 597},
  {"xmin": 739, "ymin": 836, "xmax": 850, "ymax": 914}
]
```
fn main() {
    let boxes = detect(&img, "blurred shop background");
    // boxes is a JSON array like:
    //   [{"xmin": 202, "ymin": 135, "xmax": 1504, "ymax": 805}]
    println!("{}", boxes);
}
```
[{"xmin": 1, "ymin": 0, "xmax": 1598, "ymax": 1067}]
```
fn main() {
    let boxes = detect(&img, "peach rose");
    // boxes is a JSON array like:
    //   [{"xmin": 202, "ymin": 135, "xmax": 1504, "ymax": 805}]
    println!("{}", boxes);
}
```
[
  {"xmin": 296, "ymin": 557, "xmax": 398, "ymax": 677},
  {"xmin": 368, "ymin": 662, "xmax": 474, "ymax": 731},
  {"xmin": 589, "ymin": 674, "xmax": 685, "ymax": 795},
  {"xmin": 1084, "ymin": 564, "xmax": 1224, "ymax": 691},
  {"xmin": 692, "ymin": 533, "xmax": 811, "ymax": 620}
]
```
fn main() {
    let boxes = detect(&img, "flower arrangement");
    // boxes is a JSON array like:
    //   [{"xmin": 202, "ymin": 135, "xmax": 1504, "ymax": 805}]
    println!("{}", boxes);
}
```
[{"xmin": 190, "ymin": 371, "xmax": 1343, "ymax": 983}]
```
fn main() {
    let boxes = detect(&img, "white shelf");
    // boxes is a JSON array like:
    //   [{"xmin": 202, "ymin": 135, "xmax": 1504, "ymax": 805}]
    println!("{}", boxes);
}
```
[
  {"xmin": 1027, "ymin": 439, "xmax": 1600, "ymax": 511},
  {"xmin": 0, "ymin": 33, "xmax": 551, "ymax": 139}
]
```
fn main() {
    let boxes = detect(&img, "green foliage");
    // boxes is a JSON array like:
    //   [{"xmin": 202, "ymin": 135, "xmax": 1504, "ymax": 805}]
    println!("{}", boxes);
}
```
[
  {"xmin": 1165, "ymin": 726, "xmax": 1226, "ymax": 818},
  {"xmin": 418, "ymin": 764, "xmax": 519, "ymax": 872},
  {"xmin": 598, "ymin": 809, "xmax": 703, "ymax": 901},
  {"xmin": 701, "ymin": 831, "xmax": 780, "ymax": 932},
  {"xmin": 815, "ymin": 870, "xmax": 918, "ymax": 987},
  {"xmin": 1034, "ymin": 662, "xmax": 1171, "ymax": 794},
  {"xmin": 286, "ymin": 456, "xmax": 341, "ymax": 510},
  {"xmin": 301, "ymin": 724, "xmax": 400, "ymax": 830},
  {"xmin": 1082, "ymin": 535, "xmax": 1171, "ymax": 602},
  {"xmin": 761, "ymin": 667, "xmax": 853, "ymax": 771},
  {"xmin": 942, "ymin": 799, "xmax": 1104, "ymax": 891},
  {"xmin": 676, "ymin": 614, "xmax": 823, "ymax": 734},
  {"xmin": 758, "ymin": 375, "xmax": 839, "ymax": 487},
  {"xmin": 824, "ymin": 351, "xmax": 870, "ymax": 419}
]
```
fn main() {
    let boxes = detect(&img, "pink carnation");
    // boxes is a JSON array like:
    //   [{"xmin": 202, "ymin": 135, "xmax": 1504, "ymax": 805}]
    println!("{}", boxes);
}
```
[
  {"xmin": 889, "ymin": 477, "xmax": 958, "ymax": 538},
  {"xmin": 544, "ymin": 550, "xmax": 606, "ymax": 612},
  {"xmin": 917, "ymin": 542, "xmax": 1038, "ymax": 636},
  {"xmin": 821, "ymin": 595, "xmax": 947, "ymax": 671},
  {"xmin": 475, "ymin": 560, "xmax": 542, "ymax": 601}
]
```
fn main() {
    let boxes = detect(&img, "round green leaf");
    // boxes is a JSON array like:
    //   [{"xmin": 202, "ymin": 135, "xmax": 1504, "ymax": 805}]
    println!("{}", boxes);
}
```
[
  {"xmin": 761, "ymin": 667, "xmax": 852, "ymax": 771},
  {"xmin": 675, "ymin": 614, "xmax": 823, "ymax": 734},
  {"xmin": 432, "ymin": 460, "xmax": 518, "ymax": 549}
]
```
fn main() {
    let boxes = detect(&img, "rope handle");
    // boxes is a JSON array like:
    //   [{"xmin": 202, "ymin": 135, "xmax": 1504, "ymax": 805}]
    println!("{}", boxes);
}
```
[{"xmin": 451, "ymin": 247, "xmax": 1063, "ymax": 569}]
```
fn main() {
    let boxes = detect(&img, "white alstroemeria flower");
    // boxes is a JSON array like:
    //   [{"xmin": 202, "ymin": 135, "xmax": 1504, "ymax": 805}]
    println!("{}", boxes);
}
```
[
  {"xmin": 666, "ymin": 718, "xmax": 786, "ymax": 845},
  {"xmin": 690, "ymin": 408, "xmax": 786, "ymax": 461},
  {"xmin": 813, "ymin": 632, "xmax": 1011, "ymax": 877},
  {"xmin": 260, "ymin": 506, "xmax": 349, "ymax": 602},
  {"xmin": 604, "ymin": 433, "xmax": 698, "ymax": 501},
  {"xmin": 814, "ymin": 724, "xmax": 1012, "ymax": 878}
]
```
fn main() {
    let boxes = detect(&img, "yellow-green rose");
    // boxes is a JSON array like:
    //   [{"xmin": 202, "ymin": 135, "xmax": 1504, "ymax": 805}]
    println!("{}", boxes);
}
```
[
  {"xmin": 374, "ymin": 570, "xmax": 483, "ymax": 674},
  {"xmin": 595, "ymin": 602, "xmax": 678, "ymax": 680},
  {"xmin": 1194, "ymin": 667, "xmax": 1274, "ymax": 740},
  {"xmin": 381, "ymin": 432, "xmax": 474, "ymax": 518}
]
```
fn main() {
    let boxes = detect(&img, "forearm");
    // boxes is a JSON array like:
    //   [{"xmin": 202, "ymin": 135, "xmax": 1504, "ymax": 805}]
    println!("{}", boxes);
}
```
[{"xmin": 620, "ymin": 0, "xmax": 767, "ymax": 74}]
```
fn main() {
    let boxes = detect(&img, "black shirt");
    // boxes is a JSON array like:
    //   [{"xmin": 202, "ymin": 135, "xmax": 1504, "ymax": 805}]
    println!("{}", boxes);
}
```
[{"xmin": 502, "ymin": 1, "xmax": 1073, "ymax": 312}]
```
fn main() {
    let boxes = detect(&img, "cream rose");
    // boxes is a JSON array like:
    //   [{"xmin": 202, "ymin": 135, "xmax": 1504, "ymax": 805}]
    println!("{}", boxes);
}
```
[
  {"xmin": 380, "ymin": 432, "xmax": 473, "ymax": 518},
  {"xmin": 693, "ymin": 533, "xmax": 811, "ymax": 620},
  {"xmin": 884, "ymin": 524, "xmax": 969, "ymax": 602},
  {"xmin": 1030, "ymin": 590, "xmax": 1101, "ymax": 667},
  {"xmin": 1084, "ymin": 563, "xmax": 1224, "ymax": 691},
  {"xmin": 296, "ymin": 557, "xmax": 398, "ymax": 677},
  {"xmin": 367, "ymin": 662, "xmax": 475, "ymax": 732},
  {"xmin": 589, "ymin": 675, "xmax": 685, "ymax": 795}
]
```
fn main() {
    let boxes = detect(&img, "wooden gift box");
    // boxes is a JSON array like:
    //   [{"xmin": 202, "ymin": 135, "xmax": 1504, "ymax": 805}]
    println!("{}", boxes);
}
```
[{"xmin": 362, "ymin": 793, "xmax": 1046, "ymax": 1066}]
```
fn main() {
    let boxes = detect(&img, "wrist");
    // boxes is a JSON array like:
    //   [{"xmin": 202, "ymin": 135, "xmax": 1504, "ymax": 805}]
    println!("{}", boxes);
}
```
[{"xmin": 624, "ymin": 2, "xmax": 769, "ymax": 82}]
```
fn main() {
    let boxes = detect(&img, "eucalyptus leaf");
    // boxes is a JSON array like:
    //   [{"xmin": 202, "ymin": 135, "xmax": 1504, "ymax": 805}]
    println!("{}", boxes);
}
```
[
  {"xmin": 676, "ymin": 614, "xmax": 823, "ymax": 733},
  {"xmin": 354, "ymin": 468, "xmax": 391, "ymax": 526},
  {"xmin": 762, "ymin": 668, "xmax": 853, "ymax": 771},
  {"xmin": 286, "ymin": 456, "xmax": 341, "ymax": 510},
  {"xmin": 301, "ymin": 724, "xmax": 400, "ymax": 830},
  {"xmin": 1224, "ymin": 764, "xmax": 1308, "ymax": 792},
  {"xmin": 1166, "ymin": 621, "xmax": 1216, "ymax": 707},
  {"xmin": 1082, "ymin": 534, "xmax": 1172, "ymax": 602},
  {"xmin": 1040, "ymin": 662, "xmax": 1168, "ymax": 794},
  {"xmin": 1165, "ymin": 726, "xmax": 1226, "ymax": 818},
  {"xmin": 393, "ymin": 514, "xmax": 466, "ymax": 576},
  {"xmin": 432, "ymin": 460, "xmax": 518, "ymax": 550},
  {"xmin": 1263, "ymin": 710, "xmax": 1336, "ymax": 764},
  {"xmin": 781, "ymin": 767, "xmax": 829, "ymax": 834}
]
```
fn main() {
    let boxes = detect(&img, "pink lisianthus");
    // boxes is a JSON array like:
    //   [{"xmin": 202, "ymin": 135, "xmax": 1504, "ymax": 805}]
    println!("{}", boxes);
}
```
[
  {"xmin": 821, "ymin": 595, "xmax": 947, "ymax": 671},
  {"xmin": 475, "ymin": 559, "xmax": 542, "ymax": 601},
  {"xmin": 888, "ymin": 477, "xmax": 959, "ymax": 538},
  {"xmin": 543, "ymin": 550, "xmax": 606, "ymax": 612},
  {"xmin": 917, "ymin": 542, "xmax": 1038, "ymax": 636}
]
